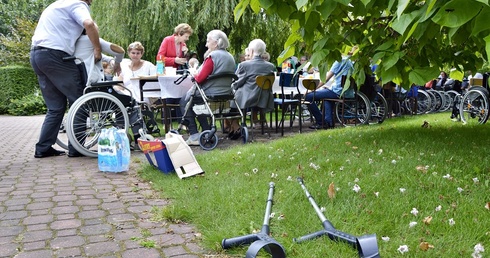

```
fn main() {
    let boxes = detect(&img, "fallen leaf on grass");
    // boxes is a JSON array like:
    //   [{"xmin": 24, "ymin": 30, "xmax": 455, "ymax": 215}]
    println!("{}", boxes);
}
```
[
  {"xmin": 416, "ymin": 165, "xmax": 428, "ymax": 173},
  {"xmin": 419, "ymin": 241, "xmax": 434, "ymax": 251},
  {"xmin": 423, "ymin": 216, "xmax": 433, "ymax": 225},
  {"xmin": 328, "ymin": 182, "xmax": 336, "ymax": 199},
  {"xmin": 485, "ymin": 202, "xmax": 490, "ymax": 210}
]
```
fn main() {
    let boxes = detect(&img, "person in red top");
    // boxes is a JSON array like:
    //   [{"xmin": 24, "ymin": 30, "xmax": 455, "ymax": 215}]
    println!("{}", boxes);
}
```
[{"xmin": 156, "ymin": 23, "xmax": 193, "ymax": 69}]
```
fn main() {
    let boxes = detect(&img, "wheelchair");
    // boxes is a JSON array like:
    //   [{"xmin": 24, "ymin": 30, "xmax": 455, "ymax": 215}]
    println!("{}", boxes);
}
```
[
  {"xmin": 56, "ymin": 57, "xmax": 155, "ymax": 157},
  {"xmin": 173, "ymin": 70, "xmax": 248, "ymax": 150},
  {"xmin": 459, "ymin": 86, "xmax": 489, "ymax": 125}
]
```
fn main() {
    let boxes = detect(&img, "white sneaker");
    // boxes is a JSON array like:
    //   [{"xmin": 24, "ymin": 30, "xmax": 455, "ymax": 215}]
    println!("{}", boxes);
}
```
[{"xmin": 185, "ymin": 133, "xmax": 200, "ymax": 146}]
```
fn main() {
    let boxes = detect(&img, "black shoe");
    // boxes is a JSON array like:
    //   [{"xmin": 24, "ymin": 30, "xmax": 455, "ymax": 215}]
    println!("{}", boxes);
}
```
[
  {"xmin": 34, "ymin": 147, "xmax": 66, "ymax": 158},
  {"xmin": 309, "ymin": 124, "xmax": 332, "ymax": 130},
  {"xmin": 68, "ymin": 152, "xmax": 84, "ymax": 157}
]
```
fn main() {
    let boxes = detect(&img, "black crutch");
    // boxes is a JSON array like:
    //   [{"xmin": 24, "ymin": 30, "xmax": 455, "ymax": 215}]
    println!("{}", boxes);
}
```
[
  {"xmin": 294, "ymin": 177, "xmax": 380, "ymax": 258},
  {"xmin": 221, "ymin": 182, "xmax": 286, "ymax": 258}
]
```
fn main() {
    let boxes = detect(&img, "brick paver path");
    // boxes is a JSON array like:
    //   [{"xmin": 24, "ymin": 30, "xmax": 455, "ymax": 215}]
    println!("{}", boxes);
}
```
[{"xmin": 0, "ymin": 115, "xmax": 206, "ymax": 258}]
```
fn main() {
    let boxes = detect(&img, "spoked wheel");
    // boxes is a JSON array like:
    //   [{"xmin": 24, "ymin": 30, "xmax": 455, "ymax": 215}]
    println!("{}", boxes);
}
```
[
  {"xmin": 199, "ymin": 130, "xmax": 219, "ymax": 150},
  {"xmin": 56, "ymin": 114, "xmax": 69, "ymax": 150},
  {"xmin": 241, "ymin": 126, "xmax": 249, "ymax": 144},
  {"xmin": 369, "ymin": 92, "xmax": 388, "ymax": 124},
  {"xmin": 425, "ymin": 90, "xmax": 437, "ymax": 113},
  {"xmin": 430, "ymin": 90, "xmax": 444, "ymax": 112},
  {"xmin": 66, "ymin": 92, "xmax": 130, "ymax": 157},
  {"xmin": 335, "ymin": 92, "xmax": 371, "ymax": 126},
  {"xmin": 415, "ymin": 90, "xmax": 431, "ymax": 114},
  {"xmin": 439, "ymin": 91, "xmax": 452, "ymax": 112},
  {"xmin": 460, "ymin": 88, "xmax": 489, "ymax": 125}
]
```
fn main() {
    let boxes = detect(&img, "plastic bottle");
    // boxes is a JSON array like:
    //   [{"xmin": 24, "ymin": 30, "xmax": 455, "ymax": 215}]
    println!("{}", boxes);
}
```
[{"xmin": 156, "ymin": 55, "xmax": 165, "ymax": 75}]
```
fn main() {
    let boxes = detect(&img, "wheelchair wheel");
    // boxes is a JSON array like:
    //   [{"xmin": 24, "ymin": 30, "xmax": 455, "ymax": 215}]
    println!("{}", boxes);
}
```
[
  {"xmin": 199, "ymin": 130, "xmax": 218, "ymax": 150},
  {"xmin": 425, "ymin": 90, "xmax": 437, "ymax": 113},
  {"xmin": 56, "ymin": 114, "xmax": 69, "ymax": 150},
  {"xmin": 415, "ymin": 90, "xmax": 431, "ymax": 114},
  {"xmin": 430, "ymin": 90, "xmax": 444, "ymax": 112},
  {"xmin": 335, "ymin": 91, "xmax": 371, "ymax": 126},
  {"xmin": 459, "ymin": 88, "xmax": 489, "ymax": 125},
  {"xmin": 241, "ymin": 126, "xmax": 249, "ymax": 144},
  {"xmin": 369, "ymin": 92, "xmax": 388, "ymax": 124},
  {"xmin": 439, "ymin": 91, "xmax": 453, "ymax": 112},
  {"xmin": 66, "ymin": 92, "xmax": 130, "ymax": 157}
]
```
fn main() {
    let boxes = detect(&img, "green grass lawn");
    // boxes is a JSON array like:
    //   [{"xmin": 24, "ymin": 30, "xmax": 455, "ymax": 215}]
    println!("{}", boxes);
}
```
[{"xmin": 138, "ymin": 112, "xmax": 490, "ymax": 257}]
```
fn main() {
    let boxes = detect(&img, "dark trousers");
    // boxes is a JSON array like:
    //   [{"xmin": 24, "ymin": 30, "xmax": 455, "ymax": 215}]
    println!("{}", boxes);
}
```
[{"xmin": 30, "ymin": 47, "xmax": 84, "ymax": 154}]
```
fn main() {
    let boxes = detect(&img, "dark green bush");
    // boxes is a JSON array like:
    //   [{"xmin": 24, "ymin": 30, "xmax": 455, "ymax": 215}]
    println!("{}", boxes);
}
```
[
  {"xmin": 0, "ymin": 65, "xmax": 39, "ymax": 114},
  {"xmin": 8, "ymin": 90, "xmax": 47, "ymax": 116}
]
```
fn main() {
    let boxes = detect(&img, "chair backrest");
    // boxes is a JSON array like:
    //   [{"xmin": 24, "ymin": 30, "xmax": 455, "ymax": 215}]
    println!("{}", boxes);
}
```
[
  {"xmin": 301, "ymin": 78, "xmax": 320, "ymax": 99},
  {"xmin": 278, "ymin": 73, "xmax": 300, "ymax": 98},
  {"xmin": 302, "ymin": 79, "xmax": 320, "ymax": 91},
  {"xmin": 279, "ymin": 73, "xmax": 298, "ymax": 87},
  {"xmin": 256, "ymin": 74, "xmax": 275, "ymax": 90},
  {"xmin": 340, "ymin": 75, "xmax": 357, "ymax": 98}
]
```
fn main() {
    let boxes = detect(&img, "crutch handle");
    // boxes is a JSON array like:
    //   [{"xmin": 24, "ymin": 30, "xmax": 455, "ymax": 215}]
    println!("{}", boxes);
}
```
[{"xmin": 222, "ymin": 234, "xmax": 259, "ymax": 249}]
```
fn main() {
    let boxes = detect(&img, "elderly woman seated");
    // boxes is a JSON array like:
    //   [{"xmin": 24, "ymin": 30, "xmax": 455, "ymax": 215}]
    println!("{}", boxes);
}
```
[
  {"xmin": 179, "ymin": 30, "xmax": 236, "ymax": 146},
  {"xmin": 226, "ymin": 39, "xmax": 276, "ymax": 138}
]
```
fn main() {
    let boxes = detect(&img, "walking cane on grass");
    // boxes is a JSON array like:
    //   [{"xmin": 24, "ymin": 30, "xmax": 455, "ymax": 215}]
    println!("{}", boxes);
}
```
[
  {"xmin": 221, "ymin": 182, "xmax": 286, "ymax": 258},
  {"xmin": 294, "ymin": 177, "xmax": 380, "ymax": 258}
]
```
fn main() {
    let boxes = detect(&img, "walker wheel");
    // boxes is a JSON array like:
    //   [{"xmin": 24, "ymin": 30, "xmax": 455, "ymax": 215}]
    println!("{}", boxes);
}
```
[
  {"xmin": 241, "ymin": 126, "xmax": 249, "ymax": 144},
  {"xmin": 199, "ymin": 130, "xmax": 218, "ymax": 150}
]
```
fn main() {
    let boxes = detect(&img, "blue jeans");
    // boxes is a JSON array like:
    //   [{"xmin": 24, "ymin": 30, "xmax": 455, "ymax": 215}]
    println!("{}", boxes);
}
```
[
  {"xmin": 30, "ymin": 47, "xmax": 84, "ymax": 154},
  {"xmin": 304, "ymin": 88, "xmax": 339, "ymax": 126}
]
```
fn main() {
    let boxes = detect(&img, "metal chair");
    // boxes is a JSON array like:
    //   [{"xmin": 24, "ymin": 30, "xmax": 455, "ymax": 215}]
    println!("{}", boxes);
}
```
[
  {"xmin": 273, "ymin": 73, "xmax": 301, "ymax": 136},
  {"xmin": 253, "ymin": 74, "xmax": 275, "ymax": 136}
]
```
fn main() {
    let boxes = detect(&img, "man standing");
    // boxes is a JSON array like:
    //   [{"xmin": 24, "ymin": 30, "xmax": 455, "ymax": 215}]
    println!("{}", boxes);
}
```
[{"xmin": 31, "ymin": 0, "xmax": 101, "ymax": 158}]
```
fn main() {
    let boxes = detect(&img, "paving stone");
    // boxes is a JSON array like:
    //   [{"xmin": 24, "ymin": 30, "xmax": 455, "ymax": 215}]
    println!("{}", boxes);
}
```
[
  {"xmin": 83, "ymin": 241, "xmax": 120, "ymax": 256},
  {"xmin": 23, "ymin": 214, "xmax": 53, "ymax": 225},
  {"xmin": 122, "ymin": 248, "xmax": 162, "ymax": 258},
  {"xmin": 50, "ymin": 219, "xmax": 81, "ymax": 230},
  {"xmin": 50, "ymin": 235, "xmax": 85, "ymax": 249}
]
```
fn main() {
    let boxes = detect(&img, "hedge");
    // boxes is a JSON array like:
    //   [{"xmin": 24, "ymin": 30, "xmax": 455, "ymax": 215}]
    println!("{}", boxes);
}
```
[{"xmin": 0, "ymin": 65, "xmax": 40, "ymax": 114}]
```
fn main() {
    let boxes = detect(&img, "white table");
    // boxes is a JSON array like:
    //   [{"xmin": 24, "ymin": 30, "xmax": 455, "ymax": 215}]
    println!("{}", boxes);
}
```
[{"xmin": 272, "ymin": 76, "xmax": 310, "ymax": 95}]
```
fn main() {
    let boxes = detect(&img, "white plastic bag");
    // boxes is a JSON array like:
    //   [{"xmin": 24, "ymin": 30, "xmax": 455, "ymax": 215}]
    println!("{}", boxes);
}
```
[{"xmin": 98, "ymin": 127, "xmax": 130, "ymax": 172}]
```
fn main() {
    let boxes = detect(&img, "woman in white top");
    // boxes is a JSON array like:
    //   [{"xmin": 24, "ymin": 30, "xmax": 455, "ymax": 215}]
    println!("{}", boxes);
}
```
[{"xmin": 119, "ymin": 41, "xmax": 156, "ymax": 101}]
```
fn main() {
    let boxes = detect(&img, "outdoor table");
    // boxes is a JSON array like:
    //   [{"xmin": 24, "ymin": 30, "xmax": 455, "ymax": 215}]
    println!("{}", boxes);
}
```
[{"xmin": 132, "ymin": 75, "xmax": 193, "ymax": 133}]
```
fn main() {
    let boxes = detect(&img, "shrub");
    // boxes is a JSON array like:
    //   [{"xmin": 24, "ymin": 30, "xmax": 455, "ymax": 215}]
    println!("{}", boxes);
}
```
[
  {"xmin": 7, "ymin": 90, "xmax": 46, "ymax": 116},
  {"xmin": 0, "ymin": 65, "xmax": 39, "ymax": 114}
]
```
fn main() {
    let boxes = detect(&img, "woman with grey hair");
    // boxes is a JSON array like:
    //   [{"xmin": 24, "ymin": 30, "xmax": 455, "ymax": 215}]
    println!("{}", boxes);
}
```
[
  {"xmin": 180, "ymin": 29, "xmax": 236, "ymax": 145},
  {"xmin": 229, "ymin": 39, "xmax": 276, "ymax": 133}
]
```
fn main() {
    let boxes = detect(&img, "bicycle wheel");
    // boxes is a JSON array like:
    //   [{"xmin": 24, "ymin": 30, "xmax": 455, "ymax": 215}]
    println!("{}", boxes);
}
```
[
  {"xmin": 369, "ymin": 92, "xmax": 388, "ymax": 124},
  {"xmin": 335, "ymin": 91, "xmax": 371, "ymax": 126},
  {"xmin": 66, "ymin": 92, "xmax": 130, "ymax": 157},
  {"xmin": 459, "ymin": 88, "xmax": 489, "ymax": 125}
]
